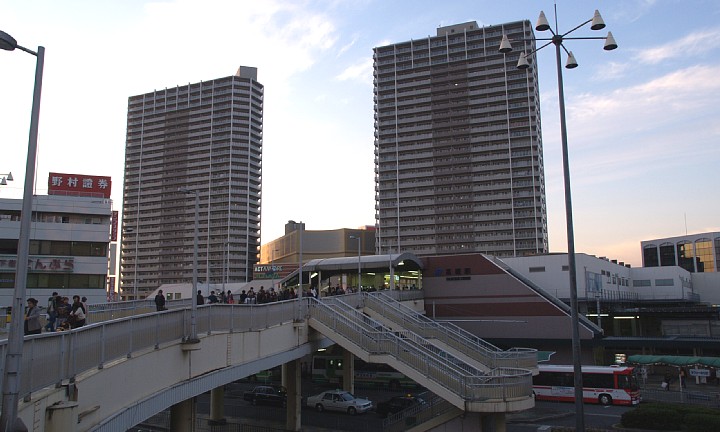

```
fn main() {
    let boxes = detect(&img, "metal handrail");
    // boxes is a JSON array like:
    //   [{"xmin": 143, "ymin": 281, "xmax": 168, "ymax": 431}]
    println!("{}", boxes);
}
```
[
  {"xmin": 364, "ymin": 292, "xmax": 537, "ymax": 369},
  {"xmin": 0, "ymin": 299, "xmax": 306, "ymax": 400},
  {"xmin": 307, "ymin": 298, "xmax": 532, "ymax": 403}
]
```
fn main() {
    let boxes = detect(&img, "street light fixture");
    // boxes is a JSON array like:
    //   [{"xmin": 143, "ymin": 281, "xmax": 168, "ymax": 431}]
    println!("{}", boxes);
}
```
[
  {"xmin": 349, "ymin": 235, "xmax": 361, "ymax": 292},
  {"xmin": 0, "ymin": 29, "xmax": 44, "ymax": 432},
  {"xmin": 179, "ymin": 188, "xmax": 199, "ymax": 342},
  {"xmin": 0, "ymin": 172, "xmax": 13, "ymax": 186},
  {"xmin": 499, "ymin": 8, "xmax": 616, "ymax": 432}
]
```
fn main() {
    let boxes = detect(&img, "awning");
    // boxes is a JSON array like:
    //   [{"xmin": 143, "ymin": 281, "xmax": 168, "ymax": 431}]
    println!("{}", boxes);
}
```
[
  {"xmin": 627, "ymin": 354, "xmax": 720, "ymax": 368},
  {"xmin": 537, "ymin": 351, "xmax": 556, "ymax": 362}
]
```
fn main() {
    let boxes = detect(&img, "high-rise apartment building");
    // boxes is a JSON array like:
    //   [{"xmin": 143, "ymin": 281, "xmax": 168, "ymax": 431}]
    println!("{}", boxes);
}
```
[
  {"xmin": 121, "ymin": 67, "xmax": 263, "ymax": 300},
  {"xmin": 373, "ymin": 21, "xmax": 548, "ymax": 258}
]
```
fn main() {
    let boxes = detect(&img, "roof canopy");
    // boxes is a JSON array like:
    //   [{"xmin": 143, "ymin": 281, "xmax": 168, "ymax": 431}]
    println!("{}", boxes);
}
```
[
  {"xmin": 302, "ymin": 253, "xmax": 423, "ymax": 273},
  {"xmin": 627, "ymin": 354, "xmax": 720, "ymax": 368}
]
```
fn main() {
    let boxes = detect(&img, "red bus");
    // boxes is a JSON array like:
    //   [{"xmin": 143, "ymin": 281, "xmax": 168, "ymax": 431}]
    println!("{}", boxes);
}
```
[{"xmin": 533, "ymin": 365, "xmax": 641, "ymax": 406}]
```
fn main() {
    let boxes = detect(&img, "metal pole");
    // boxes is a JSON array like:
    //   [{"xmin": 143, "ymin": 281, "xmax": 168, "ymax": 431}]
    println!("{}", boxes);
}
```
[
  {"xmin": 178, "ymin": 190, "xmax": 200, "ymax": 342},
  {"xmin": 191, "ymin": 192, "xmax": 199, "ymax": 341},
  {"xmin": 357, "ymin": 237, "xmax": 361, "ymax": 291},
  {"xmin": 298, "ymin": 224, "xmax": 303, "ymax": 294},
  {"xmin": 1, "ymin": 43, "xmax": 44, "ymax": 432},
  {"xmin": 554, "ymin": 39, "xmax": 585, "ymax": 432}
]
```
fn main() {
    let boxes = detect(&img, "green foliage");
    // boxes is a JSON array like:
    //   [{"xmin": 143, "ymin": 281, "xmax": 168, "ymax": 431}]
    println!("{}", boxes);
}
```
[
  {"xmin": 621, "ymin": 402, "xmax": 720, "ymax": 431},
  {"xmin": 621, "ymin": 406, "xmax": 682, "ymax": 430},
  {"xmin": 685, "ymin": 413, "xmax": 720, "ymax": 432}
]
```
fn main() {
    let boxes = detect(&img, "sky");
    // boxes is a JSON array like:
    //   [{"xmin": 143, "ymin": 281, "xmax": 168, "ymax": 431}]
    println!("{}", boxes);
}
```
[{"xmin": 1, "ymin": 0, "xmax": 719, "ymax": 267}]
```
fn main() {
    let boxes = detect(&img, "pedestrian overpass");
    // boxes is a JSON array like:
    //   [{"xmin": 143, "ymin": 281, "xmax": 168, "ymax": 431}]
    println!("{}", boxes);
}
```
[{"xmin": 1, "ymin": 292, "xmax": 536, "ymax": 431}]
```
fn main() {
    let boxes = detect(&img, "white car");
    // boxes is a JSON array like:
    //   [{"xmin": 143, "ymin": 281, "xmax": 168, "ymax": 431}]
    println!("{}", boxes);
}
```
[{"xmin": 306, "ymin": 389, "xmax": 373, "ymax": 415}]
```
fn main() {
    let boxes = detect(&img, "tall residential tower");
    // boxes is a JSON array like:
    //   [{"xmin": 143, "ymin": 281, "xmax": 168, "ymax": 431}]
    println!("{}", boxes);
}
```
[
  {"xmin": 374, "ymin": 21, "xmax": 548, "ymax": 258},
  {"xmin": 121, "ymin": 67, "xmax": 263, "ymax": 299}
]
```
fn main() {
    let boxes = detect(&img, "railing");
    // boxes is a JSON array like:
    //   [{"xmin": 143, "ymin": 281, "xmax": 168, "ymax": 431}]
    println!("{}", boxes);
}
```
[
  {"xmin": 323, "ymin": 298, "xmax": 485, "ymax": 378},
  {"xmin": 363, "ymin": 291, "xmax": 537, "ymax": 370},
  {"xmin": 0, "ymin": 300, "xmax": 306, "ymax": 401},
  {"xmin": 307, "ymin": 298, "xmax": 533, "ymax": 404},
  {"xmin": 382, "ymin": 392, "xmax": 457, "ymax": 432}
]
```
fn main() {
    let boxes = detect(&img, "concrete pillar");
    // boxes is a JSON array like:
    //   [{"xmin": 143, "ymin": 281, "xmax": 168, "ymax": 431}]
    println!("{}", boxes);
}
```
[
  {"xmin": 285, "ymin": 359, "xmax": 302, "ymax": 432},
  {"xmin": 343, "ymin": 350, "xmax": 354, "ymax": 394},
  {"xmin": 44, "ymin": 401, "xmax": 78, "ymax": 432},
  {"xmin": 481, "ymin": 413, "xmax": 506, "ymax": 432},
  {"xmin": 170, "ymin": 398, "xmax": 195, "ymax": 432},
  {"xmin": 209, "ymin": 386, "xmax": 226, "ymax": 425}
]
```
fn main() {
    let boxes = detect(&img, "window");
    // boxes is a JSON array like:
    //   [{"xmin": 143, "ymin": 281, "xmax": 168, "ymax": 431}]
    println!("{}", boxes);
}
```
[
  {"xmin": 529, "ymin": 266, "xmax": 545, "ymax": 273},
  {"xmin": 633, "ymin": 280, "xmax": 651, "ymax": 287},
  {"xmin": 655, "ymin": 279, "xmax": 674, "ymax": 287}
]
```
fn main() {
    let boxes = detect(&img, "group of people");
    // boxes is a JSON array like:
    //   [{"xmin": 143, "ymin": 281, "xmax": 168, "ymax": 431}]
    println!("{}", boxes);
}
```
[
  {"xmin": 24, "ymin": 292, "xmax": 88, "ymax": 335},
  {"xmin": 196, "ymin": 289, "xmax": 236, "ymax": 305}
]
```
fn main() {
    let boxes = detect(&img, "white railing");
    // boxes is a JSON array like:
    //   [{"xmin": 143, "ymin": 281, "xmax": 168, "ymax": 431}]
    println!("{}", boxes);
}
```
[
  {"xmin": 0, "ymin": 300, "xmax": 306, "ymax": 401},
  {"xmin": 363, "ymin": 292, "xmax": 538, "ymax": 370},
  {"xmin": 307, "ymin": 298, "xmax": 532, "ymax": 403}
]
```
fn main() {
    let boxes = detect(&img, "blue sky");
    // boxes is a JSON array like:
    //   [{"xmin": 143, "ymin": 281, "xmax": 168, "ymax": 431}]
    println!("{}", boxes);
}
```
[{"xmin": 1, "ymin": 0, "xmax": 718, "ymax": 267}]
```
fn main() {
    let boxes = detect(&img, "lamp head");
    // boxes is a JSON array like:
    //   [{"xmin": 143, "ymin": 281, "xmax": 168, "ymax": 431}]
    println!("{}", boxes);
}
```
[
  {"xmin": 1, "ymin": 177, "xmax": 6, "ymax": 186},
  {"xmin": 604, "ymin": 32, "xmax": 618, "ymax": 51},
  {"xmin": 5, "ymin": 172, "xmax": 12, "ymax": 182},
  {"xmin": 590, "ymin": 10, "xmax": 606, "ymax": 31},
  {"xmin": 0, "ymin": 30, "xmax": 18, "ymax": 51},
  {"xmin": 499, "ymin": 34, "xmax": 512, "ymax": 53},
  {"xmin": 517, "ymin": 52, "xmax": 530, "ymax": 70},
  {"xmin": 535, "ymin": 11, "xmax": 551, "ymax": 32},
  {"xmin": 565, "ymin": 51, "xmax": 578, "ymax": 69}
]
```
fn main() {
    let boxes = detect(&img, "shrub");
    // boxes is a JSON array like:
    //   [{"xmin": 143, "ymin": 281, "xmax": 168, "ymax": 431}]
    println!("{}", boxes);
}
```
[
  {"xmin": 621, "ymin": 406, "xmax": 682, "ymax": 430},
  {"xmin": 685, "ymin": 413, "xmax": 720, "ymax": 432}
]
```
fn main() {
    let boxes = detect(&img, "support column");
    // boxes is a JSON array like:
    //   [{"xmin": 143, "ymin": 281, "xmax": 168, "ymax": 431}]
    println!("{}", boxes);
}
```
[
  {"xmin": 44, "ymin": 402, "xmax": 78, "ymax": 432},
  {"xmin": 343, "ymin": 350, "xmax": 354, "ymax": 395},
  {"xmin": 209, "ymin": 386, "xmax": 226, "ymax": 425},
  {"xmin": 285, "ymin": 359, "xmax": 302, "ymax": 431},
  {"xmin": 170, "ymin": 398, "xmax": 196, "ymax": 432},
  {"xmin": 481, "ymin": 413, "xmax": 506, "ymax": 432}
]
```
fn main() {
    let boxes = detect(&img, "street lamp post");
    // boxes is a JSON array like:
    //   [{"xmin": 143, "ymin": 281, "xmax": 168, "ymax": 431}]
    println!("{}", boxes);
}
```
[
  {"xmin": 271, "ymin": 249, "xmax": 279, "ymax": 290},
  {"xmin": 0, "ymin": 29, "xmax": 44, "ymax": 432},
  {"xmin": 349, "ymin": 235, "xmax": 361, "ymax": 291},
  {"xmin": 179, "ymin": 188, "xmax": 199, "ymax": 342},
  {"xmin": 499, "ymin": 8, "xmax": 616, "ymax": 432},
  {"xmin": 0, "ymin": 172, "xmax": 13, "ymax": 186}
]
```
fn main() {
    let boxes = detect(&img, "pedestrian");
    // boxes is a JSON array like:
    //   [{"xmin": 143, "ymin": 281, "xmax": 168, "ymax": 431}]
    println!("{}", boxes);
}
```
[
  {"xmin": 219, "ymin": 290, "xmax": 227, "ymax": 303},
  {"xmin": 56, "ymin": 297, "xmax": 71, "ymax": 328},
  {"xmin": 197, "ymin": 290, "xmax": 205, "ymax": 305},
  {"xmin": 239, "ymin": 290, "xmax": 247, "ymax": 304},
  {"xmin": 81, "ymin": 296, "xmax": 89, "ymax": 324},
  {"xmin": 208, "ymin": 290, "xmax": 218, "ymax": 304},
  {"xmin": 227, "ymin": 291, "xmax": 234, "ymax": 304},
  {"xmin": 155, "ymin": 289, "xmax": 166, "ymax": 311},
  {"xmin": 44, "ymin": 291, "xmax": 59, "ymax": 332},
  {"xmin": 663, "ymin": 372, "xmax": 672, "ymax": 391},
  {"xmin": 24, "ymin": 298, "xmax": 41, "ymax": 336},
  {"xmin": 679, "ymin": 369, "xmax": 686, "ymax": 389},
  {"xmin": 69, "ymin": 295, "xmax": 86, "ymax": 328}
]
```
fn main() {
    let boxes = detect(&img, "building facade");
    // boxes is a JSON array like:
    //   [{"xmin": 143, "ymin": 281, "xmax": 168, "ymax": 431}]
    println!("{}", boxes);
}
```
[
  {"xmin": 0, "ymin": 195, "xmax": 113, "ymax": 306},
  {"xmin": 641, "ymin": 232, "xmax": 720, "ymax": 273},
  {"xmin": 373, "ymin": 20, "xmax": 548, "ymax": 258},
  {"xmin": 121, "ymin": 66, "xmax": 263, "ymax": 300}
]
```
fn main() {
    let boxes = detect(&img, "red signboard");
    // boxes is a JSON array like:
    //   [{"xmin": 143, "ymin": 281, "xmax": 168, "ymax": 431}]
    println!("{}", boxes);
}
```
[
  {"xmin": 110, "ymin": 211, "xmax": 119, "ymax": 242},
  {"xmin": 48, "ymin": 172, "xmax": 112, "ymax": 198}
]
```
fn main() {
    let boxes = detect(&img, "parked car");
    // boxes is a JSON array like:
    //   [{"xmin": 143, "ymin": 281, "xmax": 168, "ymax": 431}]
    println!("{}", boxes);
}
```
[
  {"xmin": 243, "ymin": 385, "xmax": 287, "ymax": 406},
  {"xmin": 306, "ymin": 389, "xmax": 373, "ymax": 415},
  {"xmin": 376, "ymin": 395, "xmax": 426, "ymax": 418}
]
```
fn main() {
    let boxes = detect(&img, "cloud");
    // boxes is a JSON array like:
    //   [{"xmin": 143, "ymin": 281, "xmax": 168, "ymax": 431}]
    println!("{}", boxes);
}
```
[
  {"xmin": 336, "ymin": 58, "xmax": 373, "ymax": 83},
  {"xmin": 636, "ymin": 28, "xmax": 720, "ymax": 64}
]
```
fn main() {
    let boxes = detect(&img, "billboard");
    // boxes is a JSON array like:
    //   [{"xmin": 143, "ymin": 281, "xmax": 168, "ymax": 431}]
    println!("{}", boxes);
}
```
[{"xmin": 48, "ymin": 172, "xmax": 112, "ymax": 198}]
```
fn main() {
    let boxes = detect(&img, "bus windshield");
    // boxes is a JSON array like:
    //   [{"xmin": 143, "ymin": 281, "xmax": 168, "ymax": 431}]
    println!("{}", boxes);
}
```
[{"xmin": 617, "ymin": 373, "xmax": 639, "ymax": 391}]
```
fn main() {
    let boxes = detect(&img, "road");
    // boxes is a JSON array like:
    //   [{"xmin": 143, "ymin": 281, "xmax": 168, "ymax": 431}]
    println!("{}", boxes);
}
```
[
  {"xmin": 196, "ymin": 381, "xmax": 634, "ymax": 432},
  {"xmin": 508, "ymin": 401, "xmax": 633, "ymax": 432}
]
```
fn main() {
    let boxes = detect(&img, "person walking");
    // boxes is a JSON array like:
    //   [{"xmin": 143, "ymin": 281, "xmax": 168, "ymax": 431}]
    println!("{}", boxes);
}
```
[
  {"xmin": 197, "ymin": 290, "xmax": 205, "ymax": 305},
  {"xmin": 44, "ymin": 292, "xmax": 59, "ymax": 332},
  {"xmin": 69, "ymin": 295, "xmax": 87, "ymax": 328},
  {"xmin": 155, "ymin": 289, "xmax": 166, "ymax": 311},
  {"xmin": 24, "ymin": 298, "xmax": 42, "ymax": 336}
]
